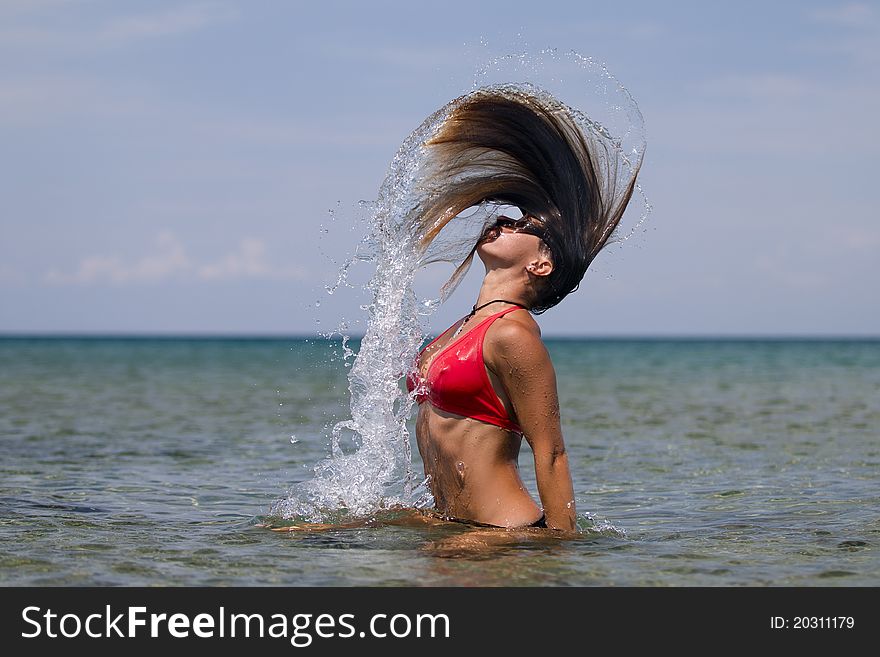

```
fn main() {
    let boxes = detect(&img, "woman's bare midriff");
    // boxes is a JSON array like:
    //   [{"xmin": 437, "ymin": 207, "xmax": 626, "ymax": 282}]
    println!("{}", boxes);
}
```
[{"xmin": 416, "ymin": 402, "xmax": 542, "ymax": 528}]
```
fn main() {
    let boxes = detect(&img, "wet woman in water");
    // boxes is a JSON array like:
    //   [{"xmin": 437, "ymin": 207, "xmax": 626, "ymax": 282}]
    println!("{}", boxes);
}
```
[
  {"xmin": 270, "ymin": 86, "xmax": 642, "ymax": 534},
  {"xmin": 406, "ymin": 88, "xmax": 642, "ymax": 531}
]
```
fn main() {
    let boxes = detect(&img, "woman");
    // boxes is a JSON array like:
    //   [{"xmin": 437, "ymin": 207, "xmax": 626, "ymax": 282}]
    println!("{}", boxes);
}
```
[
  {"xmin": 406, "ymin": 87, "xmax": 643, "ymax": 531},
  {"xmin": 269, "ymin": 86, "xmax": 642, "ymax": 534},
  {"xmin": 409, "ymin": 214, "xmax": 574, "ymax": 529}
]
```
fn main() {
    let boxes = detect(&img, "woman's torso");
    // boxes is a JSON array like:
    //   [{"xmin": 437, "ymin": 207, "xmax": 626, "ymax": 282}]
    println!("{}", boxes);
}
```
[{"xmin": 410, "ymin": 308, "xmax": 542, "ymax": 527}]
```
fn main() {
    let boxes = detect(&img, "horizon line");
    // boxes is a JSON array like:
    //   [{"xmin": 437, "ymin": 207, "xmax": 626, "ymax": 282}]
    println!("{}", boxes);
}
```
[{"xmin": 1, "ymin": 332, "xmax": 879, "ymax": 341}]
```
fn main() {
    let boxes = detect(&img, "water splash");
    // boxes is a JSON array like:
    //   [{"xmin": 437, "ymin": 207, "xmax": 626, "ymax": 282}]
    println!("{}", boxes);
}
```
[
  {"xmin": 270, "ymin": 51, "xmax": 647, "ymax": 524},
  {"xmin": 271, "ymin": 104, "xmax": 451, "ymax": 521},
  {"xmin": 578, "ymin": 511, "xmax": 628, "ymax": 538},
  {"xmin": 474, "ymin": 48, "xmax": 651, "ymax": 244}
]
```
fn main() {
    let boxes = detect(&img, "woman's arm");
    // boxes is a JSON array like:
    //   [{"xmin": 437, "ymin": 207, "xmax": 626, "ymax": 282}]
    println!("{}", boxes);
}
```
[{"xmin": 486, "ymin": 320, "xmax": 577, "ymax": 531}]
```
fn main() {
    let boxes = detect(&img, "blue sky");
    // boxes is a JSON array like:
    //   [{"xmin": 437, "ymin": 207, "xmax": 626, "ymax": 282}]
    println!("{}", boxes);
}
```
[{"xmin": 1, "ymin": 0, "xmax": 877, "ymax": 336}]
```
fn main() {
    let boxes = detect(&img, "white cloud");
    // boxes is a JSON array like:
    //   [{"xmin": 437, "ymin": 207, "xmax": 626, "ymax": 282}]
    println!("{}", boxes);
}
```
[
  {"xmin": 198, "ymin": 238, "xmax": 307, "ymax": 281},
  {"xmin": 45, "ymin": 231, "xmax": 190, "ymax": 284},
  {"xmin": 45, "ymin": 233, "xmax": 307, "ymax": 285},
  {"xmin": 835, "ymin": 226, "xmax": 880, "ymax": 252}
]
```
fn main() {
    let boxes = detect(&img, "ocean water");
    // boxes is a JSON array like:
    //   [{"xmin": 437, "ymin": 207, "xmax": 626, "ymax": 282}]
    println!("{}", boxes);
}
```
[{"xmin": 0, "ymin": 336, "xmax": 877, "ymax": 586}]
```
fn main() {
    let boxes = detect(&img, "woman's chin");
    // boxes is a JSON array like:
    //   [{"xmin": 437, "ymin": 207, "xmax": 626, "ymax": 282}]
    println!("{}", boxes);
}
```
[{"xmin": 475, "ymin": 240, "xmax": 496, "ymax": 262}]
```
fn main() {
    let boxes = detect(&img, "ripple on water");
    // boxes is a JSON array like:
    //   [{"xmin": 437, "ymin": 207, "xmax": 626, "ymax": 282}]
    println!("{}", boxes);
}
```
[{"xmin": 817, "ymin": 570, "xmax": 857, "ymax": 579}]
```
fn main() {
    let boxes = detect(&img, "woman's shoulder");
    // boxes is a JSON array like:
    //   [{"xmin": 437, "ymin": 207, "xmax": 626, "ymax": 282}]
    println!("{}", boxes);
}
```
[
  {"xmin": 485, "ymin": 309, "xmax": 544, "ymax": 352},
  {"xmin": 483, "ymin": 310, "xmax": 553, "ymax": 374}
]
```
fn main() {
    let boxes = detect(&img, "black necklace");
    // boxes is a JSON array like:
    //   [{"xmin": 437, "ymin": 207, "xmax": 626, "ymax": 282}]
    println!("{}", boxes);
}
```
[{"xmin": 451, "ymin": 299, "xmax": 527, "ymax": 338}]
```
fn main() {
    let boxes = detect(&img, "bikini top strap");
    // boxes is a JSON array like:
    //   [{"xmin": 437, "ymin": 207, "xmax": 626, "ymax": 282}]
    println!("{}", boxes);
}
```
[
  {"xmin": 493, "ymin": 306, "xmax": 525, "ymax": 319},
  {"xmin": 477, "ymin": 304, "xmax": 523, "ymax": 333},
  {"xmin": 420, "ymin": 305, "xmax": 525, "ymax": 355}
]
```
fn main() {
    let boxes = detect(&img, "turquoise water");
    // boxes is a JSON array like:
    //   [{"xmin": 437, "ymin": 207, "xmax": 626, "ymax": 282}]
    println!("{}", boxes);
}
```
[{"xmin": 1, "ymin": 337, "xmax": 877, "ymax": 586}]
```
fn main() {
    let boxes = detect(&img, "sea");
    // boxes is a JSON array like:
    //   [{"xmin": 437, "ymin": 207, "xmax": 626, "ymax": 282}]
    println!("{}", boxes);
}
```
[{"xmin": 1, "ymin": 336, "xmax": 877, "ymax": 586}]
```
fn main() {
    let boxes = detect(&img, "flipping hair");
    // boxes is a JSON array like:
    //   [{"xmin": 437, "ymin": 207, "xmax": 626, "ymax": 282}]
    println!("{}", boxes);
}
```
[{"xmin": 416, "ymin": 86, "xmax": 643, "ymax": 313}]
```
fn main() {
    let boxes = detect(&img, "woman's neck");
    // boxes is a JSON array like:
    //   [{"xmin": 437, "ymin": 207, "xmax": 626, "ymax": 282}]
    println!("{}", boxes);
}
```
[{"xmin": 474, "ymin": 269, "xmax": 530, "ymax": 309}]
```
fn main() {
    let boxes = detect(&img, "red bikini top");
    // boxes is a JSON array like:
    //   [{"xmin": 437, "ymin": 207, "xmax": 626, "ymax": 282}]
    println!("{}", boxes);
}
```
[{"xmin": 406, "ymin": 306, "xmax": 523, "ymax": 434}]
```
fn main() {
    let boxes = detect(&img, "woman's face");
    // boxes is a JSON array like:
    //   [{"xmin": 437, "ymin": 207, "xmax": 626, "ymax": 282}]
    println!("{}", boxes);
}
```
[{"xmin": 476, "ymin": 216, "xmax": 550, "ymax": 269}]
